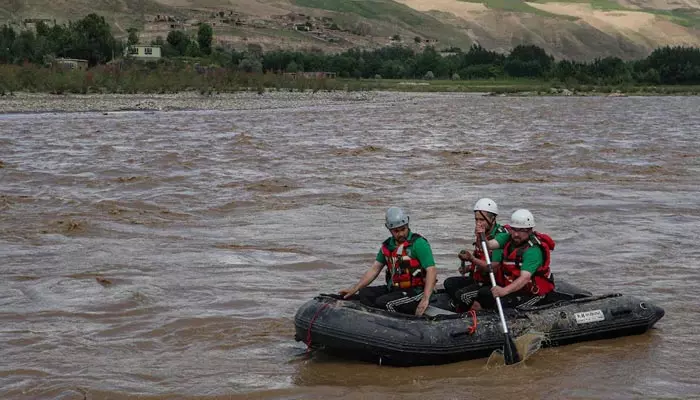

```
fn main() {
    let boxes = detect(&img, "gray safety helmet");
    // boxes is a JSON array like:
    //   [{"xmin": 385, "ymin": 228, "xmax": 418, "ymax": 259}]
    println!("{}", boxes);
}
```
[{"xmin": 385, "ymin": 206, "xmax": 409, "ymax": 229}]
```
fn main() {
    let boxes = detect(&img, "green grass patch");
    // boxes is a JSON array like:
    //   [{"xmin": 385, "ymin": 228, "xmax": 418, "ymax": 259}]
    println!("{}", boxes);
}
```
[
  {"xmin": 337, "ymin": 78, "xmax": 700, "ymax": 95},
  {"xmin": 291, "ymin": 0, "xmax": 427, "ymax": 25},
  {"xmin": 557, "ymin": 0, "xmax": 626, "ymax": 11},
  {"xmin": 530, "ymin": 0, "xmax": 627, "ymax": 11},
  {"xmin": 460, "ymin": 0, "xmax": 548, "ymax": 13},
  {"xmin": 459, "ymin": 0, "xmax": 578, "ymax": 19},
  {"xmin": 588, "ymin": 0, "xmax": 628, "ymax": 11},
  {"xmin": 531, "ymin": 1, "xmax": 700, "ymax": 28},
  {"xmin": 648, "ymin": 8, "xmax": 700, "ymax": 28},
  {"xmin": 338, "ymin": 77, "xmax": 553, "ymax": 92}
]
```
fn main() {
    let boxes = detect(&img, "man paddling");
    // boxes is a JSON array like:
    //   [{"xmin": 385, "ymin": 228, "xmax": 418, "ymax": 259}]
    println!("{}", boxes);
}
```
[{"xmin": 444, "ymin": 198, "xmax": 508, "ymax": 312}]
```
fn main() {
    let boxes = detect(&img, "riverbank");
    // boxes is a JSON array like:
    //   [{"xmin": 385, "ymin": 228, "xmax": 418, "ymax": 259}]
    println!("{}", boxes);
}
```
[
  {"xmin": 362, "ymin": 78, "xmax": 700, "ymax": 96},
  {"xmin": 0, "ymin": 91, "xmax": 390, "ymax": 114},
  {"xmin": 0, "ymin": 85, "xmax": 697, "ymax": 114}
]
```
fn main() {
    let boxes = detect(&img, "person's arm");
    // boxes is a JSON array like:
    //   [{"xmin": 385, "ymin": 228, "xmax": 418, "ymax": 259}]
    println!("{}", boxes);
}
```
[
  {"xmin": 458, "ymin": 250, "xmax": 488, "ymax": 270},
  {"xmin": 415, "ymin": 266, "xmax": 437, "ymax": 316},
  {"xmin": 339, "ymin": 260, "xmax": 384, "ymax": 299},
  {"xmin": 471, "ymin": 256, "xmax": 488, "ymax": 271},
  {"xmin": 485, "ymin": 239, "xmax": 500, "ymax": 250},
  {"xmin": 493, "ymin": 270, "xmax": 532, "ymax": 297},
  {"xmin": 475, "ymin": 227, "xmax": 503, "ymax": 250},
  {"xmin": 491, "ymin": 246, "xmax": 542, "ymax": 297},
  {"xmin": 489, "ymin": 232, "xmax": 510, "ymax": 250},
  {"xmin": 411, "ymin": 237, "xmax": 437, "ymax": 316},
  {"xmin": 459, "ymin": 240, "xmax": 505, "ymax": 271}
]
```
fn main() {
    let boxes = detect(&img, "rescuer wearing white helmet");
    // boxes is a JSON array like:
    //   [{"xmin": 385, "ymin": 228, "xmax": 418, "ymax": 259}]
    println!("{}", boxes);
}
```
[
  {"xmin": 339, "ymin": 206, "xmax": 437, "ymax": 316},
  {"xmin": 476, "ymin": 209, "xmax": 557, "ymax": 310},
  {"xmin": 443, "ymin": 198, "xmax": 510, "ymax": 312}
]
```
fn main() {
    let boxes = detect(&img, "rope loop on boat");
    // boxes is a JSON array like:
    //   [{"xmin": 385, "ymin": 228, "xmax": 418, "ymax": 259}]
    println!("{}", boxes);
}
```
[
  {"xmin": 306, "ymin": 302, "xmax": 331, "ymax": 354},
  {"xmin": 466, "ymin": 309, "xmax": 478, "ymax": 335}
]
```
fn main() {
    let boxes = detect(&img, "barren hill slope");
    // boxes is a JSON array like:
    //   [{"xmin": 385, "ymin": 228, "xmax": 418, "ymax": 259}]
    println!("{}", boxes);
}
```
[{"xmin": 2, "ymin": 0, "xmax": 699, "ymax": 59}]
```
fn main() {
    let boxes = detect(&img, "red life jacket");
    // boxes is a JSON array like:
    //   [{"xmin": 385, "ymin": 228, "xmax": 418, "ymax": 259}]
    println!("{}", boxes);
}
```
[
  {"xmin": 467, "ymin": 224, "xmax": 510, "ymax": 284},
  {"xmin": 381, "ymin": 233, "xmax": 426, "ymax": 290},
  {"xmin": 500, "ymin": 231, "xmax": 555, "ymax": 295}
]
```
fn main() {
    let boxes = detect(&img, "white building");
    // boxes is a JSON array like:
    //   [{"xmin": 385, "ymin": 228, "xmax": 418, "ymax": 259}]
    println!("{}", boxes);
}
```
[
  {"xmin": 54, "ymin": 58, "xmax": 89, "ymax": 70},
  {"xmin": 125, "ymin": 45, "xmax": 162, "ymax": 61}
]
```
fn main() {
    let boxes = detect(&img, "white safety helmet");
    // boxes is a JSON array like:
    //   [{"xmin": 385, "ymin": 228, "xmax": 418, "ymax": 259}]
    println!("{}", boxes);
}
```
[
  {"xmin": 385, "ymin": 206, "xmax": 409, "ymax": 229},
  {"xmin": 510, "ymin": 209, "xmax": 536, "ymax": 229},
  {"xmin": 474, "ymin": 198, "xmax": 498, "ymax": 215}
]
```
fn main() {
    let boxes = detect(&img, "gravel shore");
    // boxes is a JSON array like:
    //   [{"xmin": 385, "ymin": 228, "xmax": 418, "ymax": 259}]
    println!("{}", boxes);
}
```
[{"xmin": 0, "ymin": 91, "xmax": 419, "ymax": 114}]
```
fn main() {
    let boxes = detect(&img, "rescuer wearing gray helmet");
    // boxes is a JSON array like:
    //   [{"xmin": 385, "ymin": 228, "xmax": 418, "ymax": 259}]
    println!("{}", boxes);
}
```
[{"xmin": 339, "ymin": 206, "xmax": 437, "ymax": 316}]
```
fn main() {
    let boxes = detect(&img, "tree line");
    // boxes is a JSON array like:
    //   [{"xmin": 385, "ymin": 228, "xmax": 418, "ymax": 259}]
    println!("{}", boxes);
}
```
[{"xmin": 2, "ymin": 13, "xmax": 700, "ymax": 85}]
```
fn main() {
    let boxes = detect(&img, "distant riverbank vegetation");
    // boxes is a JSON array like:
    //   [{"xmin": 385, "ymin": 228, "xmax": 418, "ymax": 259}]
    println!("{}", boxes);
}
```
[{"xmin": 1, "ymin": 13, "xmax": 700, "ymax": 95}]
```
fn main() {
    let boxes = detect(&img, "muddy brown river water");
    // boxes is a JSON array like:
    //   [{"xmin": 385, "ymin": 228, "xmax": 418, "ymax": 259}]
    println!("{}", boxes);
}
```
[{"xmin": 1, "ymin": 93, "xmax": 698, "ymax": 399}]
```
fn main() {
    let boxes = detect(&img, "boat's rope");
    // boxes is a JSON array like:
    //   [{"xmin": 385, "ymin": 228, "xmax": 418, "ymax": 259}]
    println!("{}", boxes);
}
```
[
  {"xmin": 306, "ymin": 302, "xmax": 331, "ymax": 354},
  {"xmin": 466, "ymin": 309, "xmax": 478, "ymax": 335}
]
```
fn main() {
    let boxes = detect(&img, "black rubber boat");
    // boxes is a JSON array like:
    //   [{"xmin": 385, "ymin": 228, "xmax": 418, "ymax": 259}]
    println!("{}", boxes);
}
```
[{"xmin": 294, "ymin": 281, "xmax": 665, "ymax": 366}]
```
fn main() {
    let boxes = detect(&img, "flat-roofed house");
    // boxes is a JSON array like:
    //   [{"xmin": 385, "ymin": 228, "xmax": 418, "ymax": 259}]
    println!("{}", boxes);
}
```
[
  {"xmin": 125, "ymin": 45, "xmax": 162, "ymax": 61},
  {"xmin": 54, "ymin": 58, "xmax": 89, "ymax": 70}
]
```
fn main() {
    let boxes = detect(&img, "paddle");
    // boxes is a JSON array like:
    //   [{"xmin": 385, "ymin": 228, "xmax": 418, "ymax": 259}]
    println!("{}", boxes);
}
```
[{"xmin": 479, "ymin": 232, "xmax": 521, "ymax": 365}]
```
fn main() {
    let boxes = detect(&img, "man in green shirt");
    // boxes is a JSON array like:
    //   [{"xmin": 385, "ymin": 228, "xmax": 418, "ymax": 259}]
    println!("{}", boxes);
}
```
[
  {"xmin": 444, "ymin": 198, "xmax": 508, "ymax": 312},
  {"xmin": 339, "ymin": 206, "xmax": 437, "ymax": 316},
  {"xmin": 476, "ymin": 209, "xmax": 555, "ymax": 310}
]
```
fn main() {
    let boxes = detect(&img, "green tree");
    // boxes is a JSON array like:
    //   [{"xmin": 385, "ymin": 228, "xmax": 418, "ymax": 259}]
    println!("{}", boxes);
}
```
[
  {"xmin": 415, "ymin": 46, "xmax": 443, "ymax": 78},
  {"xmin": 239, "ymin": 57, "xmax": 262, "ymax": 73},
  {"xmin": 127, "ymin": 28, "xmax": 139, "ymax": 46},
  {"xmin": 185, "ymin": 41, "xmax": 201, "ymax": 57},
  {"xmin": 230, "ymin": 49, "xmax": 244, "ymax": 66},
  {"xmin": 327, "ymin": 55, "xmax": 355, "ymax": 77},
  {"xmin": 0, "ymin": 25, "xmax": 17, "ymax": 63},
  {"xmin": 590, "ymin": 57, "xmax": 631, "ymax": 84},
  {"xmin": 197, "ymin": 23, "xmax": 213, "ymax": 55},
  {"xmin": 48, "ymin": 24, "xmax": 71, "ymax": 57},
  {"xmin": 379, "ymin": 59, "xmax": 405, "ymax": 79},
  {"xmin": 504, "ymin": 44, "xmax": 553, "ymax": 77},
  {"xmin": 644, "ymin": 46, "xmax": 700, "ymax": 84},
  {"xmin": 69, "ymin": 13, "xmax": 117, "ymax": 66},
  {"xmin": 286, "ymin": 60, "xmax": 300, "ymax": 73},
  {"xmin": 11, "ymin": 30, "xmax": 37, "ymax": 63},
  {"xmin": 463, "ymin": 44, "xmax": 504, "ymax": 66},
  {"xmin": 167, "ymin": 30, "xmax": 189, "ymax": 56},
  {"xmin": 35, "ymin": 21, "xmax": 50, "ymax": 37}
]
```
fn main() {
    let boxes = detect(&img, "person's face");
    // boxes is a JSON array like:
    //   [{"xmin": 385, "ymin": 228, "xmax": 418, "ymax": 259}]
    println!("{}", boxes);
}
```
[
  {"xmin": 389, "ymin": 225, "xmax": 409, "ymax": 243},
  {"xmin": 510, "ymin": 227, "xmax": 532, "ymax": 245},
  {"xmin": 474, "ymin": 211, "xmax": 493, "ymax": 232}
]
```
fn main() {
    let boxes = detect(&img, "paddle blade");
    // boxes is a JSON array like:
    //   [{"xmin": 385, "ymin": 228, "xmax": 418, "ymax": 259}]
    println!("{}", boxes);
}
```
[{"xmin": 503, "ymin": 333, "xmax": 522, "ymax": 365}]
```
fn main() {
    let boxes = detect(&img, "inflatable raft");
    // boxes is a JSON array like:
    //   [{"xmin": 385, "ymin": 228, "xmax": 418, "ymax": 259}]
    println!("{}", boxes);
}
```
[{"xmin": 294, "ymin": 281, "xmax": 664, "ymax": 366}]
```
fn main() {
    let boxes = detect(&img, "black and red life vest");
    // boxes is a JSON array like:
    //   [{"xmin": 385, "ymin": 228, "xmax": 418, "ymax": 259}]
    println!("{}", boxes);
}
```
[
  {"xmin": 500, "ymin": 231, "xmax": 555, "ymax": 295},
  {"xmin": 466, "ymin": 224, "xmax": 509, "ymax": 284},
  {"xmin": 381, "ymin": 233, "xmax": 426, "ymax": 290}
]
